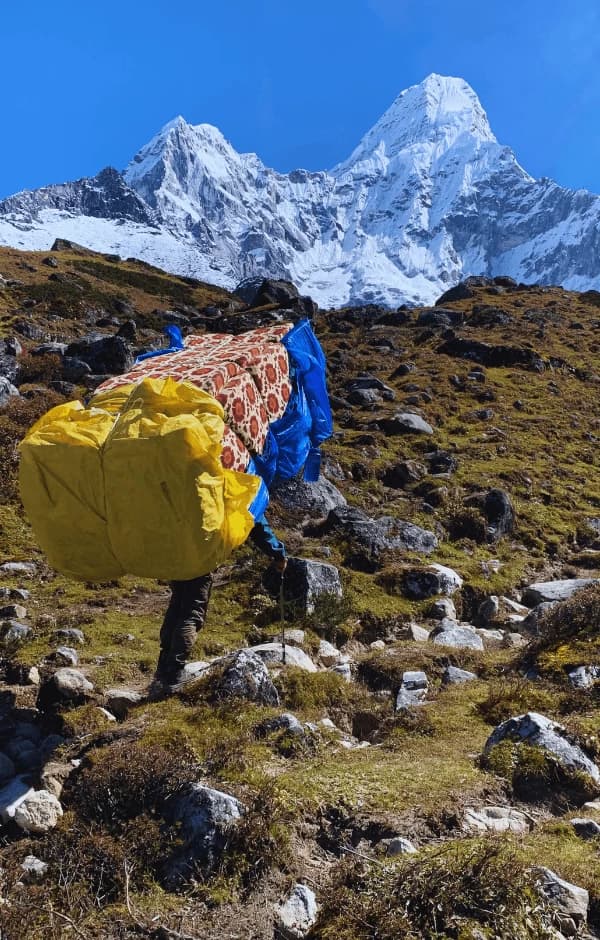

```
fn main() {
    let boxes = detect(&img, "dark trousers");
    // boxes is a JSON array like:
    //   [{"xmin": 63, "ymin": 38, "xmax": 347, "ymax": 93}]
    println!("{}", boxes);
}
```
[{"xmin": 156, "ymin": 573, "xmax": 213, "ymax": 680}]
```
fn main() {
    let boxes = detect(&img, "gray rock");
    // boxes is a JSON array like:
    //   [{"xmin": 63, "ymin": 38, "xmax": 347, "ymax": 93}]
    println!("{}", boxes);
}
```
[
  {"xmin": 4, "ymin": 335, "xmax": 23, "ymax": 357},
  {"xmin": 319, "ymin": 506, "xmax": 437, "ymax": 564},
  {"xmin": 385, "ymin": 837, "xmax": 417, "ymax": 857},
  {"xmin": 484, "ymin": 712, "xmax": 600, "ymax": 785},
  {"xmin": 2, "ymin": 621, "xmax": 31, "ymax": 643},
  {"xmin": 20, "ymin": 855, "xmax": 49, "ymax": 882},
  {"xmin": 38, "ymin": 668, "xmax": 94, "ymax": 709},
  {"xmin": 52, "ymin": 627, "xmax": 85, "ymax": 644},
  {"xmin": 443, "ymin": 666, "xmax": 478, "ymax": 684},
  {"xmin": 283, "ymin": 557, "xmax": 342, "ymax": 615},
  {"xmin": 0, "ymin": 604, "xmax": 27, "ymax": 620},
  {"xmin": 104, "ymin": 688, "xmax": 143, "ymax": 719},
  {"xmin": 463, "ymin": 806, "xmax": 532, "ymax": 834},
  {"xmin": 571, "ymin": 817, "xmax": 600, "ymax": 839},
  {"xmin": 330, "ymin": 662, "xmax": 353, "ymax": 682},
  {"xmin": 477, "ymin": 628, "xmax": 505, "ymax": 644},
  {"xmin": 0, "ymin": 752, "xmax": 16, "ymax": 783},
  {"xmin": 408, "ymin": 623, "xmax": 431, "ymax": 641},
  {"xmin": 534, "ymin": 867, "xmax": 588, "ymax": 924},
  {"xmin": 347, "ymin": 387, "xmax": 382, "ymax": 406},
  {"xmin": 504, "ymin": 632, "xmax": 527, "ymax": 648},
  {"xmin": 215, "ymin": 649, "xmax": 281, "ymax": 703},
  {"xmin": 0, "ymin": 562, "xmax": 36, "ymax": 577},
  {"xmin": 13, "ymin": 789, "xmax": 63, "ymax": 833},
  {"xmin": 181, "ymin": 660, "xmax": 210, "ymax": 680},
  {"xmin": 403, "ymin": 564, "xmax": 462, "ymax": 600},
  {"xmin": 282, "ymin": 629, "xmax": 305, "ymax": 646},
  {"xmin": 40, "ymin": 761, "xmax": 74, "ymax": 799},
  {"xmin": 272, "ymin": 477, "xmax": 347, "ymax": 515},
  {"xmin": 277, "ymin": 883, "xmax": 318, "ymax": 939},
  {"xmin": 166, "ymin": 784, "xmax": 245, "ymax": 879},
  {"xmin": 48, "ymin": 646, "xmax": 79, "ymax": 667},
  {"xmin": 250, "ymin": 643, "xmax": 317, "ymax": 673},
  {"xmin": 478, "ymin": 596, "xmax": 500, "ymax": 622},
  {"xmin": 521, "ymin": 579, "xmax": 597, "ymax": 607},
  {"xmin": 256, "ymin": 713, "xmax": 305, "ymax": 738},
  {"xmin": 521, "ymin": 601, "xmax": 557, "ymax": 634},
  {"xmin": 432, "ymin": 623, "xmax": 484, "ymax": 650},
  {"xmin": 396, "ymin": 671, "xmax": 428, "ymax": 710},
  {"xmin": 318, "ymin": 639, "xmax": 343, "ymax": 666},
  {"xmin": 64, "ymin": 334, "xmax": 133, "ymax": 376},
  {"xmin": 429, "ymin": 598, "xmax": 457, "ymax": 620},
  {"xmin": 381, "ymin": 412, "xmax": 434, "ymax": 435},
  {"xmin": 568, "ymin": 666, "xmax": 600, "ymax": 689},
  {"xmin": 0, "ymin": 377, "xmax": 19, "ymax": 407}
]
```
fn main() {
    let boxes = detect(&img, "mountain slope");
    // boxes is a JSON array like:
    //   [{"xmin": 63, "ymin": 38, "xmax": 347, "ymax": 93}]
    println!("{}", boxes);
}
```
[{"xmin": 1, "ymin": 74, "xmax": 600, "ymax": 306}]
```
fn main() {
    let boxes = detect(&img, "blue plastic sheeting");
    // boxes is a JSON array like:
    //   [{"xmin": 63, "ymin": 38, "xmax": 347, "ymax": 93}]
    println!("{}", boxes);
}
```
[
  {"xmin": 134, "ymin": 325, "xmax": 185, "ymax": 363},
  {"xmin": 246, "ymin": 457, "xmax": 271, "ymax": 521},
  {"xmin": 277, "ymin": 319, "xmax": 333, "ymax": 482}
]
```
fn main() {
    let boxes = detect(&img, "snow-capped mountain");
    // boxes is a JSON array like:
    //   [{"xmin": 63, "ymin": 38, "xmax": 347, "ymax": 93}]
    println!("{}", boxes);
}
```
[{"xmin": 1, "ymin": 74, "xmax": 599, "ymax": 307}]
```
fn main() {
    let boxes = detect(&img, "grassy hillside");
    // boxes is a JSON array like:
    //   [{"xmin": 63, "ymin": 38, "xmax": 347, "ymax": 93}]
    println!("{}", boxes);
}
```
[{"xmin": 2, "ymin": 247, "xmax": 600, "ymax": 938}]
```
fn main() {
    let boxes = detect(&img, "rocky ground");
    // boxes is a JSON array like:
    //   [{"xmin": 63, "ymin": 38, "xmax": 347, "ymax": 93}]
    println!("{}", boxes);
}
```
[{"xmin": 2, "ymin": 245, "xmax": 600, "ymax": 937}]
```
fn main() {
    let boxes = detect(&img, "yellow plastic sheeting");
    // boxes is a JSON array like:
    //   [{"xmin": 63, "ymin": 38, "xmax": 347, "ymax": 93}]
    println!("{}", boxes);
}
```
[
  {"xmin": 19, "ymin": 400, "xmax": 123, "ymax": 580},
  {"xmin": 19, "ymin": 378, "xmax": 261, "ymax": 581}
]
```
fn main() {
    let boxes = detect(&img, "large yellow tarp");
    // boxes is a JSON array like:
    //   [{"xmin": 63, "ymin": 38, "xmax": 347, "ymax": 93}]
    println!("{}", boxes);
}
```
[{"xmin": 19, "ymin": 377, "xmax": 260, "ymax": 581}]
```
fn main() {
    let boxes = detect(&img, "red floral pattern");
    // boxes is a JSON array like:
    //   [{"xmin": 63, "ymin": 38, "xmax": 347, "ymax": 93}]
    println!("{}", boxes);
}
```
[{"xmin": 95, "ymin": 322, "xmax": 294, "ymax": 464}]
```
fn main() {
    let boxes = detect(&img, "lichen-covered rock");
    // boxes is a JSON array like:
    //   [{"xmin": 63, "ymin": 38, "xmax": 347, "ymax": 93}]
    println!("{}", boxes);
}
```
[
  {"xmin": 534, "ymin": 867, "xmax": 589, "ymax": 925},
  {"xmin": 283, "ymin": 557, "xmax": 342, "ymax": 615},
  {"xmin": 272, "ymin": 477, "xmax": 346, "ymax": 515},
  {"xmin": 463, "ymin": 806, "xmax": 532, "ymax": 834},
  {"xmin": 13, "ymin": 790, "xmax": 63, "ymax": 833},
  {"xmin": 403, "ymin": 563, "xmax": 462, "ymax": 599},
  {"xmin": 276, "ymin": 883, "xmax": 318, "ymax": 939},
  {"xmin": 385, "ymin": 837, "xmax": 417, "ymax": 857},
  {"xmin": 250, "ymin": 643, "xmax": 317, "ymax": 674},
  {"xmin": 484, "ymin": 712, "xmax": 600, "ymax": 803},
  {"xmin": 521, "ymin": 579, "xmax": 597, "ymax": 607},
  {"xmin": 443, "ymin": 666, "xmax": 478, "ymax": 684},
  {"xmin": 37, "ymin": 668, "xmax": 94, "ymax": 710},
  {"xmin": 164, "ymin": 784, "xmax": 245, "ymax": 885},
  {"xmin": 318, "ymin": 506, "xmax": 437, "ymax": 567},
  {"xmin": 431, "ymin": 622, "xmax": 484, "ymax": 650},
  {"xmin": 215, "ymin": 649, "xmax": 281, "ymax": 703},
  {"xmin": 396, "ymin": 671, "xmax": 428, "ymax": 710}
]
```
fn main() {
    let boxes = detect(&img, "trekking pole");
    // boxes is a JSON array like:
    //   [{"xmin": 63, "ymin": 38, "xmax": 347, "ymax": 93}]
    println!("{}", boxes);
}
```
[{"xmin": 280, "ymin": 578, "xmax": 286, "ymax": 666}]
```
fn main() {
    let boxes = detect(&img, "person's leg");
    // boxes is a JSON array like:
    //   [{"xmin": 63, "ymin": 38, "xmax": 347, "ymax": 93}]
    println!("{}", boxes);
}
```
[
  {"xmin": 162, "ymin": 573, "xmax": 213, "ymax": 680},
  {"xmin": 156, "ymin": 582, "xmax": 183, "ymax": 679}
]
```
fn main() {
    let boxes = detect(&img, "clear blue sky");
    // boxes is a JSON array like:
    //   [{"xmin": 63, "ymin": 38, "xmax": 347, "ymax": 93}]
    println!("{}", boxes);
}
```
[{"xmin": 2, "ymin": 0, "xmax": 600, "ymax": 199}]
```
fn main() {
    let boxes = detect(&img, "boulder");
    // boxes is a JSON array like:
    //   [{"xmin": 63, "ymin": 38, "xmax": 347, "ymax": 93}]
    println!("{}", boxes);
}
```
[
  {"xmin": 165, "ymin": 784, "xmax": 245, "ymax": 882},
  {"xmin": 277, "ymin": 883, "xmax": 318, "ymax": 939},
  {"xmin": 64, "ymin": 334, "xmax": 133, "ymax": 375},
  {"xmin": 255, "ymin": 713, "xmax": 305, "ymax": 738},
  {"xmin": 104, "ymin": 688, "xmax": 144, "ymax": 719},
  {"xmin": 443, "ymin": 666, "xmax": 478, "ymax": 684},
  {"xmin": 408, "ymin": 623, "xmax": 430, "ymax": 642},
  {"xmin": 215, "ymin": 649, "xmax": 281, "ymax": 703},
  {"xmin": 2, "ymin": 621, "xmax": 32, "ymax": 643},
  {"xmin": 318, "ymin": 639, "xmax": 343, "ymax": 667},
  {"xmin": 40, "ymin": 761, "xmax": 75, "ymax": 799},
  {"xmin": 380, "ymin": 412, "xmax": 434, "ymax": 435},
  {"xmin": 272, "ymin": 477, "xmax": 346, "ymax": 515},
  {"xmin": 435, "ymin": 282, "xmax": 475, "ymax": 305},
  {"xmin": 463, "ymin": 806, "xmax": 533, "ymax": 834},
  {"xmin": 330, "ymin": 663, "xmax": 353, "ymax": 682},
  {"xmin": 13, "ymin": 790, "xmax": 63, "ymax": 833},
  {"xmin": 47, "ymin": 646, "xmax": 79, "ymax": 667},
  {"xmin": 51, "ymin": 627, "xmax": 85, "ymax": 645},
  {"xmin": 0, "ymin": 562, "xmax": 36, "ymax": 577},
  {"xmin": 283, "ymin": 557, "xmax": 342, "ymax": 615},
  {"xmin": 429, "ymin": 598, "xmax": 457, "ymax": 620},
  {"xmin": 37, "ymin": 668, "xmax": 94, "ymax": 710},
  {"xmin": 318, "ymin": 506, "xmax": 437, "ymax": 568},
  {"xmin": 0, "ymin": 377, "xmax": 19, "ymax": 407},
  {"xmin": 571, "ymin": 817, "xmax": 600, "ymax": 839},
  {"xmin": 431, "ymin": 623, "xmax": 484, "ymax": 650},
  {"xmin": 249, "ymin": 643, "xmax": 317, "ymax": 674},
  {"xmin": 521, "ymin": 579, "xmax": 597, "ymax": 607},
  {"xmin": 381, "ymin": 460, "xmax": 427, "ymax": 489},
  {"xmin": 484, "ymin": 712, "xmax": 600, "ymax": 791},
  {"xmin": 403, "ymin": 564, "xmax": 462, "ymax": 600},
  {"xmin": 534, "ymin": 867, "xmax": 588, "ymax": 925},
  {"xmin": 396, "ymin": 671, "xmax": 428, "ymax": 710},
  {"xmin": 385, "ymin": 837, "xmax": 417, "ymax": 857}
]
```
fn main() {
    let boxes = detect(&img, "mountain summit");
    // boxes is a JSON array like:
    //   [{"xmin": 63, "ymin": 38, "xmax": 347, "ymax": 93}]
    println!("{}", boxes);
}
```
[{"xmin": 1, "ymin": 74, "xmax": 599, "ymax": 306}]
